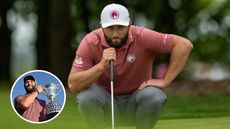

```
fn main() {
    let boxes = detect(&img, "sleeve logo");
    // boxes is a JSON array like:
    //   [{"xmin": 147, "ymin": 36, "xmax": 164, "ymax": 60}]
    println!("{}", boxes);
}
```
[{"xmin": 75, "ymin": 57, "xmax": 83, "ymax": 65}]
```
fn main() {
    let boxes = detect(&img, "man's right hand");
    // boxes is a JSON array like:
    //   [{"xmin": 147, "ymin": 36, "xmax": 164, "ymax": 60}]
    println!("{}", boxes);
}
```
[
  {"xmin": 99, "ymin": 48, "xmax": 116, "ymax": 69},
  {"xmin": 68, "ymin": 48, "xmax": 116, "ymax": 93},
  {"xmin": 36, "ymin": 86, "xmax": 44, "ymax": 94}
]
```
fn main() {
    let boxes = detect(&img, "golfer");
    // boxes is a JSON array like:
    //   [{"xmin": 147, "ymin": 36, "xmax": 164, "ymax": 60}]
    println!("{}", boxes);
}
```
[{"xmin": 68, "ymin": 3, "xmax": 193, "ymax": 129}]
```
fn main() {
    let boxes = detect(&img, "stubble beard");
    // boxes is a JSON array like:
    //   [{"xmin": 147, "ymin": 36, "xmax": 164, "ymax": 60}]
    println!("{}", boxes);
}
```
[{"xmin": 105, "ymin": 34, "xmax": 128, "ymax": 48}]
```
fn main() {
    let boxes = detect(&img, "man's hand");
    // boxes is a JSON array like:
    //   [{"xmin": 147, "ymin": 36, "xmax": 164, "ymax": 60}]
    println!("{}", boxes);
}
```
[
  {"xmin": 99, "ymin": 48, "xmax": 116, "ymax": 69},
  {"xmin": 138, "ymin": 79, "xmax": 168, "ymax": 90},
  {"xmin": 36, "ymin": 85, "xmax": 44, "ymax": 94}
]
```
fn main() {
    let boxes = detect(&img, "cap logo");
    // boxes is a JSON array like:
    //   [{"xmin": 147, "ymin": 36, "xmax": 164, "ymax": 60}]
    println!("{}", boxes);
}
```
[{"xmin": 110, "ymin": 10, "xmax": 119, "ymax": 20}]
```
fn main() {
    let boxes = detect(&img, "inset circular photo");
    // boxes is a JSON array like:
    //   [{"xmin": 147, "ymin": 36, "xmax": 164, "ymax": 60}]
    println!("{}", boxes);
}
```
[{"xmin": 10, "ymin": 70, "xmax": 66, "ymax": 124}]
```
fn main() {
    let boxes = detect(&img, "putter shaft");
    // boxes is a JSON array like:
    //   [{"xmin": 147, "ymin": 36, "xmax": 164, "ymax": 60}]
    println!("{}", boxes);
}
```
[{"xmin": 110, "ymin": 60, "xmax": 115, "ymax": 129}]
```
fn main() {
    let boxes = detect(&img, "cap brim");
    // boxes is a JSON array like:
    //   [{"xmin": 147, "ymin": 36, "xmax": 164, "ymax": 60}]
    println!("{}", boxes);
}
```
[{"xmin": 102, "ymin": 21, "xmax": 129, "ymax": 28}]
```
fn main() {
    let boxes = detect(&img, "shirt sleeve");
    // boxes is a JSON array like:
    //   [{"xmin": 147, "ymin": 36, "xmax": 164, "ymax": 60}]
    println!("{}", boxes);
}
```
[
  {"xmin": 15, "ymin": 95, "xmax": 23, "ymax": 103},
  {"xmin": 14, "ymin": 95, "xmax": 25, "ymax": 110},
  {"xmin": 140, "ymin": 28, "xmax": 174, "ymax": 54},
  {"xmin": 71, "ymin": 37, "xmax": 95, "ymax": 71}
]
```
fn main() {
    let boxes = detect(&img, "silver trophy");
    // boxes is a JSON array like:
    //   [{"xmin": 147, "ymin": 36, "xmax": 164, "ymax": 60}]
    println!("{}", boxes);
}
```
[{"xmin": 43, "ymin": 83, "xmax": 61, "ymax": 119}]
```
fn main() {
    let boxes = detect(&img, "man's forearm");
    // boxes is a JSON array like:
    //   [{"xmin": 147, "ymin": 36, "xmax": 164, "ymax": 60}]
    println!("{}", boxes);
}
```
[
  {"xmin": 68, "ymin": 63, "xmax": 105, "ymax": 93},
  {"xmin": 163, "ymin": 37, "xmax": 193, "ymax": 87}
]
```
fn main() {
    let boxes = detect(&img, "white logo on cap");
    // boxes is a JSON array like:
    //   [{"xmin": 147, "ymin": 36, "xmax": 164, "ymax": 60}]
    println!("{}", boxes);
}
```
[
  {"xmin": 110, "ymin": 10, "xmax": 119, "ymax": 20},
  {"xmin": 127, "ymin": 54, "xmax": 136, "ymax": 63},
  {"xmin": 75, "ymin": 57, "xmax": 83, "ymax": 65}
]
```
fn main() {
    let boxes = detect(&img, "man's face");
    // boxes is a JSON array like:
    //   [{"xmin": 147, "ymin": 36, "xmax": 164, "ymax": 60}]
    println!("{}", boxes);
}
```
[
  {"xmin": 103, "ymin": 25, "xmax": 129, "ymax": 48},
  {"xmin": 24, "ymin": 80, "xmax": 37, "ymax": 91}
]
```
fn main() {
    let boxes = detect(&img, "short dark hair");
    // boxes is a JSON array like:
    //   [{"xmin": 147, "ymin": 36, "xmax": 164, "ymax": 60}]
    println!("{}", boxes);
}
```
[{"xmin": 23, "ymin": 75, "xmax": 35, "ymax": 82}]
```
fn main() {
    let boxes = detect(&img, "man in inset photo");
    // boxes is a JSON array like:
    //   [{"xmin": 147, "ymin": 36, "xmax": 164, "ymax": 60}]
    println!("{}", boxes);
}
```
[
  {"xmin": 11, "ymin": 70, "xmax": 66, "ymax": 124},
  {"xmin": 14, "ymin": 75, "xmax": 47, "ymax": 122}
]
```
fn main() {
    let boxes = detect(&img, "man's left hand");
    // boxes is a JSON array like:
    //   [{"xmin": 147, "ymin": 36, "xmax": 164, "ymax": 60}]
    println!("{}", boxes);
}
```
[{"xmin": 138, "ymin": 79, "xmax": 167, "ymax": 90}]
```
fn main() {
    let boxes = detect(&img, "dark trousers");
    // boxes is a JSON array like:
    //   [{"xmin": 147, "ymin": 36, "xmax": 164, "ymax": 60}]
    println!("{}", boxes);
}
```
[{"xmin": 76, "ymin": 84, "xmax": 167, "ymax": 129}]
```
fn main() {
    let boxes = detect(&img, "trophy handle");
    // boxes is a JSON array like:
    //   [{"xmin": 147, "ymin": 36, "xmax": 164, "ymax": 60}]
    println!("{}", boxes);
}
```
[
  {"xmin": 54, "ymin": 83, "xmax": 62, "ymax": 96},
  {"xmin": 43, "ymin": 87, "xmax": 49, "ymax": 96}
]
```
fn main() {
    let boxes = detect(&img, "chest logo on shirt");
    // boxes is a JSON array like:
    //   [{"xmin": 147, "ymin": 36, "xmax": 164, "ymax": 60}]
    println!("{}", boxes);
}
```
[
  {"xmin": 75, "ymin": 57, "xmax": 83, "ymax": 65},
  {"xmin": 127, "ymin": 54, "xmax": 136, "ymax": 63}
]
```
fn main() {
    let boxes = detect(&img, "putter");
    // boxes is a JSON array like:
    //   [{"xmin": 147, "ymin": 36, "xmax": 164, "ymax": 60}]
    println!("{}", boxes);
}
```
[{"xmin": 110, "ymin": 60, "xmax": 115, "ymax": 129}]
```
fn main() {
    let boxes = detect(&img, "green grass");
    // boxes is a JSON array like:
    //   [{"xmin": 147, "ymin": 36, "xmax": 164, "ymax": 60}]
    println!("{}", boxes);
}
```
[
  {"xmin": 162, "ymin": 95, "xmax": 230, "ymax": 119},
  {"xmin": 116, "ymin": 117, "xmax": 230, "ymax": 129},
  {"xmin": 1, "ymin": 86, "xmax": 230, "ymax": 129},
  {"xmin": 155, "ymin": 117, "xmax": 230, "ymax": 129}
]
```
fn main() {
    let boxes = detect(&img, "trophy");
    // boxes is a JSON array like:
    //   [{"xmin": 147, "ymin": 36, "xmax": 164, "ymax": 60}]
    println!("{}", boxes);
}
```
[{"xmin": 43, "ymin": 83, "xmax": 61, "ymax": 120}]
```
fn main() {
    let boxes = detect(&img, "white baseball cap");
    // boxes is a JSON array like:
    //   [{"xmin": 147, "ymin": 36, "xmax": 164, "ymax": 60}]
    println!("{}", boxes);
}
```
[{"xmin": 100, "ymin": 3, "xmax": 130, "ymax": 28}]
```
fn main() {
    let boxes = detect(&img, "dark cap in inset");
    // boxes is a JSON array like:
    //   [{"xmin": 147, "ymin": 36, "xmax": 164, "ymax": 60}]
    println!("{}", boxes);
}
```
[{"xmin": 23, "ymin": 75, "xmax": 35, "ymax": 82}]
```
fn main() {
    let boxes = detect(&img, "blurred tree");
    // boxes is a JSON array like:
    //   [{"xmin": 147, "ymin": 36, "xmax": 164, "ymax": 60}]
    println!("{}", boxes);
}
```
[
  {"xmin": 48, "ymin": 0, "xmax": 74, "ymax": 85},
  {"xmin": 1, "ymin": 0, "xmax": 229, "ymax": 84},
  {"xmin": 36, "ymin": 0, "xmax": 50, "ymax": 70},
  {"xmin": 0, "ymin": 0, "xmax": 15, "ymax": 82},
  {"xmin": 79, "ymin": 0, "xmax": 90, "ymax": 33},
  {"xmin": 11, "ymin": 0, "xmax": 74, "ymax": 85},
  {"xmin": 153, "ymin": 0, "xmax": 177, "ymax": 33},
  {"xmin": 186, "ymin": 0, "xmax": 230, "ymax": 70}
]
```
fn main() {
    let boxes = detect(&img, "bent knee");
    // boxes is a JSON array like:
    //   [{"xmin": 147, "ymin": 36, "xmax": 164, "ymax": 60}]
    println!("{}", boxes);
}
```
[
  {"xmin": 138, "ymin": 86, "xmax": 167, "ymax": 106},
  {"xmin": 77, "ymin": 85, "xmax": 107, "ymax": 107},
  {"xmin": 77, "ymin": 92, "xmax": 96, "ymax": 105}
]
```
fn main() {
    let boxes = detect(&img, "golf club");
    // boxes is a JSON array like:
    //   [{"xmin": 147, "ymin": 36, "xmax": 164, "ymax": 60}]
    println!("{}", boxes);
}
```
[{"xmin": 110, "ymin": 60, "xmax": 115, "ymax": 129}]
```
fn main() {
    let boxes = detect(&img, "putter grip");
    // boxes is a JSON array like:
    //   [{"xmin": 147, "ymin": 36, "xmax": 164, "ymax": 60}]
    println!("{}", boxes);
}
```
[{"xmin": 110, "ymin": 60, "xmax": 114, "ymax": 82}]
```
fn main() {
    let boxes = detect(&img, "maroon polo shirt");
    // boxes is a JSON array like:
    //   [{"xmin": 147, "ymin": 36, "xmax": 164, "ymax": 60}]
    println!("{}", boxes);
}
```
[
  {"xmin": 15, "ymin": 95, "xmax": 47, "ymax": 122},
  {"xmin": 71, "ymin": 25, "xmax": 174, "ymax": 95}
]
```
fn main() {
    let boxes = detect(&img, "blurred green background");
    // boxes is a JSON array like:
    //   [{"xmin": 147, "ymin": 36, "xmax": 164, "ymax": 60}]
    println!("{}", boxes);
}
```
[
  {"xmin": 1, "ymin": 0, "xmax": 230, "ymax": 82},
  {"xmin": 1, "ymin": 0, "xmax": 230, "ymax": 129}
]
